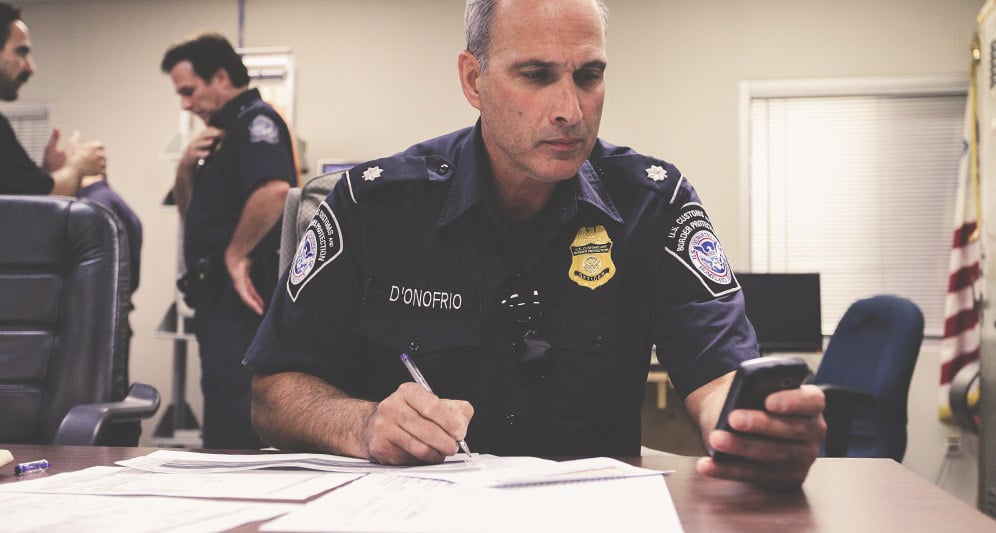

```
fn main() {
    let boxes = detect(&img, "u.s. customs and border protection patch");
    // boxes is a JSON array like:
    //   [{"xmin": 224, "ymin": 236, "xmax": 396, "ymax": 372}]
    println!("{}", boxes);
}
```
[
  {"xmin": 664, "ymin": 202, "xmax": 739, "ymax": 297},
  {"xmin": 287, "ymin": 201, "xmax": 343, "ymax": 302},
  {"xmin": 569, "ymin": 225, "xmax": 616, "ymax": 290}
]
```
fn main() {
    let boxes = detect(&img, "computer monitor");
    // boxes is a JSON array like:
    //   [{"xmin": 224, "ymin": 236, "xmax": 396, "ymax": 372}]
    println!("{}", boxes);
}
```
[
  {"xmin": 315, "ymin": 159, "xmax": 360, "ymax": 176},
  {"xmin": 736, "ymin": 272, "xmax": 823, "ymax": 353}
]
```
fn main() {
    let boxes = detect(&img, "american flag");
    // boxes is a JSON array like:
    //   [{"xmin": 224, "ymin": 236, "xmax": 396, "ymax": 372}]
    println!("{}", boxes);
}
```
[{"xmin": 939, "ymin": 52, "xmax": 982, "ymax": 422}]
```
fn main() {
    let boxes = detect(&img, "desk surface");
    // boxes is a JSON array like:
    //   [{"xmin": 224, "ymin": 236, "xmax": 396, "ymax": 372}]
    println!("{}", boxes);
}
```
[{"xmin": 1, "ymin": 444, "xmax": 992, "ymax": 532}]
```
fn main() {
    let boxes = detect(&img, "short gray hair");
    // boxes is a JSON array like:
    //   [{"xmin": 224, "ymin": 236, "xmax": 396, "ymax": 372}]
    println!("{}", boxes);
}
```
[{"xmin": 465, "ymin": 0, "xmax": 608, "ymax": 72}]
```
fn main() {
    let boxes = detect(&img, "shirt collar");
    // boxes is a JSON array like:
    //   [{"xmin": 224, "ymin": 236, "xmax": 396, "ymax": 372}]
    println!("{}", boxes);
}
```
[
  {"xmin": 208, "ymin": 88, "xmax": 260, "ymax": 129},
  {"xmin": 435, "ymin": 121, "xmax": 623, "ymax": 229}
]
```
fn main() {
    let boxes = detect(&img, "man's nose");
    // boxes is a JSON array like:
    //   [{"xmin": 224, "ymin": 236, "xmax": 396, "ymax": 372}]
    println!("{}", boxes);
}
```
[{"xmin": 551, "ymin": 80, "xmax": 582, "ymax": 125}]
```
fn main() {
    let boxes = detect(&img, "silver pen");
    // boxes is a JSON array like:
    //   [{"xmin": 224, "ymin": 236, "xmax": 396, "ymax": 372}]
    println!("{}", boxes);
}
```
[{"xmin": 400, "ymin": 352, "xmax": 475, "ymax": 461}]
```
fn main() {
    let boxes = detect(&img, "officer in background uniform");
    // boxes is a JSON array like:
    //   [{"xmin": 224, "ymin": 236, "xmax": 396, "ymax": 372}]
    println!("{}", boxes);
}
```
[
  {"xmin": 245, "ymin": 0, "xmax": 826, "ymax": 489},
  {"xmin": 161, "ymin": 33, "xmax": 295, "ymax": 449}
]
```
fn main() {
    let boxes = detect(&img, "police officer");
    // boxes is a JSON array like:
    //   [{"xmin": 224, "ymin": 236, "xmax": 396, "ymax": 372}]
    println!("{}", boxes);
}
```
[
  {"xmin": 162, "ymin": 33, "xmax": 295, "ymax": 449},
  {"xmin": 245, "ymin": 0, "xmax": 825, "ymax": 489}
]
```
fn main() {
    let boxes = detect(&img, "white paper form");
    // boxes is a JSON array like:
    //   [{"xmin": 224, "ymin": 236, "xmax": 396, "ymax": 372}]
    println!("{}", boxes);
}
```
[
  {"xmin": 261, "ymin": 472, "xmax": 682, "ymax": 533},
  {"xmin": 116, "ymin": 449, "xmax": 480, "ymax": 474},
  {"xmin": 260, "ymin": 474, "xmax": 492, "ymax": 533},
  {"xmin": 0, "ymin": 465, "xmax": 360, "ymax": 501},
  {"xmin": 0, "ymin": 492, "xmax": 297, "ymax": 533},
  {"xmin": 396, "ymin": 456, "xmax": 667, "ymax": 487}
]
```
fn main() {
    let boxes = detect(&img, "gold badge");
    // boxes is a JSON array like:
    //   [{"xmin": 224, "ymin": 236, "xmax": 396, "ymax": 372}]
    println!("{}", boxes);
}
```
[{"xmin": 569, "ymin": 225, "xmax": 616, "ymax": 290}]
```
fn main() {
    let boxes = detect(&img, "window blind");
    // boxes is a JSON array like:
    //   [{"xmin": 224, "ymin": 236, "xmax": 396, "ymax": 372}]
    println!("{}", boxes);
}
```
[
  {"xmin": 745, "ymin": 81, "xmax": 965, "ymax": 338},
  {"xmin": 0, "ymin": 102, "xmax": 51, "ymax": 165}
]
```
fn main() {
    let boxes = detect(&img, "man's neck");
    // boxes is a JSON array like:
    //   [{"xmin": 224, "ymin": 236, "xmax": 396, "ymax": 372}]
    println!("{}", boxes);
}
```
[{"xmin": 491, "ymin": 175, "xmax": 557, "ymax": 222}]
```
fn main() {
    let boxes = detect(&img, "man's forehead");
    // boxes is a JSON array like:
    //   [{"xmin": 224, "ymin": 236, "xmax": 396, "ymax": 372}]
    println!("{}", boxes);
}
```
[
  {"xmin": 489, "ymin": 0, "xmax": 606, "ymax": 64},
  {"xmin": 5, "ymin": 20, "xmax": 31, "ymax": 50}
]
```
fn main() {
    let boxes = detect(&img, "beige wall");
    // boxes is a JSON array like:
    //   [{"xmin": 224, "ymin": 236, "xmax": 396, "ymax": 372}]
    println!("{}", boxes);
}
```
[{"xmin": 13, "ymin": 0, "xmax": 984, "ymax": 501}]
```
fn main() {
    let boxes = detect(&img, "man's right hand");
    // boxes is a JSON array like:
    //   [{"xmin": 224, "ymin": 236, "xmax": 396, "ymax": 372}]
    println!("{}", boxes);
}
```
[
  {"xmin": 363, "ymin": 382, "xmax": 474, "ymax": 465},
  {"xmin": 180, "ymin": 127, "xmax": 223, "ymax": 169},
  {"xmin": 65, "ymin": 131, "xmax": 107, "ymax": 177}
]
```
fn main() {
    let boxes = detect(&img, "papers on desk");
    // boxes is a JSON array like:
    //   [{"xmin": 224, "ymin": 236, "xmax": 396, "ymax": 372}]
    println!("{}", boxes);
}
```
[
  {"xmin": 115, "ymin": 449, "xmax": 480, "ymax": 474},
  {"xmin": 0, "ymin": 493, "xmax": 296, "ymax": 533},
  {"xmin": 0, "ymin": 451, "xmax": 683, "ymax": 532},
  {"xmin": 261, "ymin": 472, "xmax": 681, "ymax": 533},
  {"xmin": 113, "ymin": 449, "xmax": 666, "ymax": 488},
  {"xmin": 0, "ymin": 465, "xmax": 361, "ymax": 500}
]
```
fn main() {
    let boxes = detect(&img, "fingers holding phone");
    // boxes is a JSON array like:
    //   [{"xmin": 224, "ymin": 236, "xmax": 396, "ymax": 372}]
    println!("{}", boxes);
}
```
[{"xmin": 698, "ymin": 356, "xmax": 826, "ymax": 489}]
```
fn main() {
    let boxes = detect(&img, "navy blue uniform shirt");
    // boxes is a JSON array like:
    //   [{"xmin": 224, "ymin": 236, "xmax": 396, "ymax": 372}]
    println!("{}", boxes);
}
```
[
  {"xmin": 183, "ymin": 88, "xmax": 295, "ymax": 278},
  {"xmin": 244, "ymin": 123, "xmax": 758, "ymax": 456}
]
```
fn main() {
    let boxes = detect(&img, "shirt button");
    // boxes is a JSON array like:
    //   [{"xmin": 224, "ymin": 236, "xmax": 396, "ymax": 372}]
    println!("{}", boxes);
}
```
[
  {"xmin": 436, "ymin": 162, "xmax": 450, "ymax": 175},
  {"xmin": 592, "ymin": 335, "xmax": 605, "ymax": 349},
  {"xmin": 408, "ymin": 340, "xmax": 421, "ymax": 352},
  {"xmin": 505, "ymin": 413, "xmax": 517, "ymax": 428}
]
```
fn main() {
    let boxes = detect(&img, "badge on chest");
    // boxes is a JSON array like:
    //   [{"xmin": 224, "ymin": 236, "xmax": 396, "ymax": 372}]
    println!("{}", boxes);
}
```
[{"xmin": 569, "ymin": 225, "xmax": 616, "ymax": 290}]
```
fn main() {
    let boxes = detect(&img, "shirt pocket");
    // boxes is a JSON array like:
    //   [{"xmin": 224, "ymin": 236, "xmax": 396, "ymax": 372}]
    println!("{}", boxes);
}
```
[
  {"xmin": 354, "ymin": 298, "xmax": 483, "ymax": 400},
  {"xmin": 544, "ymin": 303, "xmax": 648, "ymax": 418}
]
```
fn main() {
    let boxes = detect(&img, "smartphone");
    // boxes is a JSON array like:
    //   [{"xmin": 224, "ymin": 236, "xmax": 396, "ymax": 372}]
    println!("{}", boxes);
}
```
[{"xmin": 709, "ymin": 356, "xmax": 812, "ymax": 461}]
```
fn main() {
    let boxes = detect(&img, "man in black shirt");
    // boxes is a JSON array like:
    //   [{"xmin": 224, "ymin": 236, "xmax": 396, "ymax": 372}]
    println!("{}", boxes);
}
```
[{"xmin": 0, "ymin": 3, "xmax": 106, "ymax": 196}]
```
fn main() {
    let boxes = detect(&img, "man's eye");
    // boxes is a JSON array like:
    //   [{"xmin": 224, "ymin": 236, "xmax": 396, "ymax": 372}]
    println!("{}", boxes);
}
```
[
  {"xmin": 523, "ymin": 70, "xmax": 552, "ymax": 83},
  {"xmin": 574, "ymin": 70, "xmax": 603, "ymax": 87}
]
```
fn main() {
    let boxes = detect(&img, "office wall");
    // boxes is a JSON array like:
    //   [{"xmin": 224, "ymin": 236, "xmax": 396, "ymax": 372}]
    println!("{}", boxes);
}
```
[{"xmin": 14, "ymin": 0, "xmax": 983, "ymax": 499}]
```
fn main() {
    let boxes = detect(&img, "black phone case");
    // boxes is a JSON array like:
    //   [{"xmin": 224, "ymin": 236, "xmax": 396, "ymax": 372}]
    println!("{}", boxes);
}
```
[{"xmin": 710, "ymin": 356, "xmax": 812, "ymax": 461}]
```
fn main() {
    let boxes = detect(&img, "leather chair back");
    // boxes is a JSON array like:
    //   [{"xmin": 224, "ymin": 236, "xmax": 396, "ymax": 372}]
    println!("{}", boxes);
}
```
[{"xmin": 0, "ymin": 195, "xmax": 131, "ymax": 443}]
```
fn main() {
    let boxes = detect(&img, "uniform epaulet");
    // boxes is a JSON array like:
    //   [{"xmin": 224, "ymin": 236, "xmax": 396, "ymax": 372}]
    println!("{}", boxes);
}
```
[
  {"xmin": 344, "ymin": 154, "xmax": 455, "ymax": 204},
  {"xmin": 593, "ymin": 153, "xmax": 688, "ymax": 205}
]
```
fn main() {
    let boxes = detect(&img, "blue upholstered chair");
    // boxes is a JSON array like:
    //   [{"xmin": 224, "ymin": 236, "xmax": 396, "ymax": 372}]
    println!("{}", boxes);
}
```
[{"xmin": 814, "ymin": 295, "xmax": 924, "ymax": 461}]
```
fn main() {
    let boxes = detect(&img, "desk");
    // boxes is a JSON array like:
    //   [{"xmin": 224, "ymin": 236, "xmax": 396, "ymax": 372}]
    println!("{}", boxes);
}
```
[{"xmin": 1, "ymin": 444, "xmax": 992, "ymax": 532}]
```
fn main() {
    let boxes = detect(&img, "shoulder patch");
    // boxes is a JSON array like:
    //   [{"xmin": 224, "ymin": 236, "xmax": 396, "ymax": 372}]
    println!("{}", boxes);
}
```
[
  {"xmin": 248, "ymin": 115, "xmax": 280, "ymax": 144},
  {"xmin": 287, "ymin": 201, "xmax": 343, "ymax": 302},
  {"xmin": 345, "ymin": 155, "xmax": 454, "ymax": 204},
  {"xmin": 664, "ymin": 202, "xmax": 739, "ymax": 297}
]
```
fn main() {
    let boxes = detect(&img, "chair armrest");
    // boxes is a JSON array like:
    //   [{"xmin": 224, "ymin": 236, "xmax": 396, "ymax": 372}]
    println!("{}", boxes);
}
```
[
  {"xmin": 52, "ymin": 383, "xmax": 161, "ymax": 446},
  {"xmin": 818, "ymin": 384, "xmax": 874, "ymax": 457}
]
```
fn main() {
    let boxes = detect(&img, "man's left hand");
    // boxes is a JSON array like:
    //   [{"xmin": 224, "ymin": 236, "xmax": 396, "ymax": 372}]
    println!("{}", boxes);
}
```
[
  {"xmin": 696, "ymin": 384, "xmax": 826, "ymax": 490},
  {"xmin": 225, "ymin": 250, "xmax": 265, "ymax": 315}
]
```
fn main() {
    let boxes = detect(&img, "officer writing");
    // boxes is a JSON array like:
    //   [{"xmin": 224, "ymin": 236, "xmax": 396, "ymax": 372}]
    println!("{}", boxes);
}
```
[
  {"xmin": 245, "ymin": 0, "xmax": 825, "ymax": 489},
  {"xmin": 162, "ymin": 34, "xmax": 296, "ymax": 449}
]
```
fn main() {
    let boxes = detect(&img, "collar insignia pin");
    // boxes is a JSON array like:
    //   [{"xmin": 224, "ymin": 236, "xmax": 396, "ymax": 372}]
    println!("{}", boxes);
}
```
[
  {"xmin": 362, "ymin": 166, "xmax": 384, "ymax": 181},
  {"xmin": 646, "ymin": 165, "xmax": 667, "ymax": 182}
]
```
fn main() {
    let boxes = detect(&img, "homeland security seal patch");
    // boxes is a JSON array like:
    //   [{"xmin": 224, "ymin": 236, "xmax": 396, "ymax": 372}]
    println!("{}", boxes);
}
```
[
  {"xmin": 569, "ymin": 225, "xmax": 616, "ymax": 290},
  {"xmin": 664, "ymin": 202, "xmax": 739, "ymax": 297},
  {"xmin": 287, "ymin": 201, "xmax": 343, "ymax": 301}
]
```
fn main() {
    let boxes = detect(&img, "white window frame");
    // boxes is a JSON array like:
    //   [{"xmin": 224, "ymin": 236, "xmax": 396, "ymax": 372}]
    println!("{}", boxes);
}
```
[{"xmin": 738, "ymin": 75, "xmax": 967, "ymax": 338}]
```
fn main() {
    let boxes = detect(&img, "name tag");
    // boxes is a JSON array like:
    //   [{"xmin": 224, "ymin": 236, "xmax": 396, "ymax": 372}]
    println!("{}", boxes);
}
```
[{"xmin": 366, "ymin": 279, "xmax": 478, "ymax": 314}]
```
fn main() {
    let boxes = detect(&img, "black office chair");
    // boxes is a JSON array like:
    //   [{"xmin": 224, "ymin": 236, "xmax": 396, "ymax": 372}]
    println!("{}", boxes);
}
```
[
  {"xmin": 0, "ymin": 195, "xmax": 160, "ymax": 445},
  {"xmin": 814, "ymin": 295, "xmax": 924, "ymax": 461}
]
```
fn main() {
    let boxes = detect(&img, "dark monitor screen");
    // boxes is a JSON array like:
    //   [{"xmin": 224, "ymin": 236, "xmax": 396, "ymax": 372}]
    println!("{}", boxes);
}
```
[{"xmin": 736, "ymin": 272, "xmax": 823, "ymax": 353}]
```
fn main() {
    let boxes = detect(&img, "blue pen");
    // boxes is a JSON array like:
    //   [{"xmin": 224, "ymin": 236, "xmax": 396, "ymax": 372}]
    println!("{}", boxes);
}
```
[
  {"xmin": 400, "ymin": 353, "xmax": 475, "ymax": 462},
  {"xmin": 14, "ymin": 459, "xmax": 50, "ymax": 476}
]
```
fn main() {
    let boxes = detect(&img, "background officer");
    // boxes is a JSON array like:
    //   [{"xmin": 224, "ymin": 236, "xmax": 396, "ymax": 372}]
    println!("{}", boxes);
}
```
[{"xmin": 161, "ymin": 33, "xmax": 296, "ymax": 449}]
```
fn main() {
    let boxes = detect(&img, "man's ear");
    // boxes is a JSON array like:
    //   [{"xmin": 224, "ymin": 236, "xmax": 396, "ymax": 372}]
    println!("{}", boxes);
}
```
[
  {"xmin": 210, "ymin": 68, "xmax": 231, "ymax": 89},
  {"xmin": 458, "ymin": 50, "xmax": 482, "ymax": 111}
]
